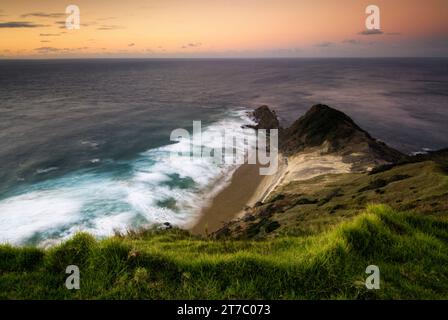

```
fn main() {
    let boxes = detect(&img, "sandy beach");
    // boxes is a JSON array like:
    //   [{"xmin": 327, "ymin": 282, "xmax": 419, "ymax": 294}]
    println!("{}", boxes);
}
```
[
  {"xmin": 190, "ymin": 148, "xmax": 354, "ymax": 235},
  {"xmin": 190, "ymin": 157, "xmax": 287, "ymax": 235}
]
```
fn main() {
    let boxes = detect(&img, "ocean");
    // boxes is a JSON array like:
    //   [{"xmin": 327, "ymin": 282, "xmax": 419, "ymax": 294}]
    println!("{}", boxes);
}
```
[{"xmin": 1, "ymin": 58, "xmax": 447, "ymax": 245}]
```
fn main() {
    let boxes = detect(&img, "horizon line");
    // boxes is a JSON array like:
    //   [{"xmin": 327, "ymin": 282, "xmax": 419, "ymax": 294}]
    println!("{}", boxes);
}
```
[{"xmin": 1, "ymin": 56, "xmax": 447, "ymax": 61}]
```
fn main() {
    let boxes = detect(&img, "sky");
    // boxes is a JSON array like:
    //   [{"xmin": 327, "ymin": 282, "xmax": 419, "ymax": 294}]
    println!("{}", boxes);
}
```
[{"xmin": 0, "ymin": 0, "xmax": 448, "ymax": 58}]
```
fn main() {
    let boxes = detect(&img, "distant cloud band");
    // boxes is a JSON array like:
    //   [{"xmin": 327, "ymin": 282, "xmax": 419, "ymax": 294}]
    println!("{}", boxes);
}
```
[
  {"xmin": 21, "ymin": 12, "xmax": 65, "ymax": 18},
  {"xmin": 359, "ymin": 29, "xmax": 383, "ymax": 35},
  {"xmin": 0, "ymin": 21, "xmax": 48, "ymax": 28}
]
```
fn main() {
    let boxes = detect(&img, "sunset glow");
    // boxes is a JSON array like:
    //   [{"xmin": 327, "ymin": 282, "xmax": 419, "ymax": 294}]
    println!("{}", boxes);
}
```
[{"xmin": 1, "ymin": 0, "xmax": 448, "ymax": 58}]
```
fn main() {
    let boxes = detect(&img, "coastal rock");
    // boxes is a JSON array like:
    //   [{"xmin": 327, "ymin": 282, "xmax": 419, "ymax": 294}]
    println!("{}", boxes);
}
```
[
  {"xmin": 244, "ymin": 103, "xmax": 406, "ymax": 169},
  {"xmin": 244, "ymin": 105, "xmax": 281, "ymax": 130},
  {"xmin": 158, "ymin": 222, "xmax": 173, "ymax": 230},
  {"xmin": 280, "ymin": 104, "xmax": 407, "ymax": 168},
  {"xmin": 210, "ymin": 103, "xmax": 448, "ymax": 247},
  {"xmin": 213, "ymin": 104, "xmax": 415, "ymax": 239}
]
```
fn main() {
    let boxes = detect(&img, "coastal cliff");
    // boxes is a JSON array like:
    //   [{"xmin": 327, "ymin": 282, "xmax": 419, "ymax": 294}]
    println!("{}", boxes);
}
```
[
  {"xmin": 1, "ymin": 104, "xmax": 447, "ymax": 300},
  {"xmin": 213, "ymin": 105, "xmax": 447, "ymax": 239},
  {"xmin": 250, "ymin": 103, "xmax": 407, "ymax": 170}
]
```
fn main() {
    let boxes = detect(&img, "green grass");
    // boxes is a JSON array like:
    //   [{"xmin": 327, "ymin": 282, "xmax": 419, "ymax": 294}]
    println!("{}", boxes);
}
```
[
  {"xmin": 221, "ymin": 160, "xmax": 448, "ymax": 239},
  {"xmin": 1, "ymin": 205, "xmax": 447, "ymax": 299}
]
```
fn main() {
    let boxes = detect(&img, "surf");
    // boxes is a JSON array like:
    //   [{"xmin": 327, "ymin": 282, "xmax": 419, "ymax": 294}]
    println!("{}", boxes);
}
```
[{"xmin": 0, "ymin": 110, "xmax": 255, "ymax": 246}]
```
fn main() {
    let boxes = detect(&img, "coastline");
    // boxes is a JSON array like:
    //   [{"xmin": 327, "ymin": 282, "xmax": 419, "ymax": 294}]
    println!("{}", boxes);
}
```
[
  {"xmin": 190, "ymin": 156, "xmax": 287, "ymax": 235},
  {"xmin": 189, "ymin": 147, "xmax": 358, "ymax": 235}
]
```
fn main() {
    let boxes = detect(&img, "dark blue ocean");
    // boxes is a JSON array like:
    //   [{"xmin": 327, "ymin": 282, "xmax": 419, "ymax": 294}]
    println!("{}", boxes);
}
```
[{"xmin": 1, "ymin": 58, "xmax": 447, "ymax": 245}]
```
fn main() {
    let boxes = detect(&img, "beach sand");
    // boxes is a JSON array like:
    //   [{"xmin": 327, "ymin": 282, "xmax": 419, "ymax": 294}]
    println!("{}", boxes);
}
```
[
  {"xmin": 190, "ymin": 148, "xmax": 353, "ymax": 235},
  {"xmin": 282, "ymin": 149, "xmax": 352, "ymax": 184},
  {"xmin": 190, "ymin": 157, "xmax": 287, "ymax": 235}
]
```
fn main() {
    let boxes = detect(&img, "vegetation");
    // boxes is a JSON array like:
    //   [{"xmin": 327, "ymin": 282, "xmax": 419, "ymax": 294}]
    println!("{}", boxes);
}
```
[
  {"xmin": 1, "ymin": 204, "xmax": 447, "ymax": 299},
  {"xmin": 1, "ymin": 134, "xmax": 447, "ymax": 299},
  {"xmin": 218, "ymin": 159, "xmax": 448, "ymax": 239}
]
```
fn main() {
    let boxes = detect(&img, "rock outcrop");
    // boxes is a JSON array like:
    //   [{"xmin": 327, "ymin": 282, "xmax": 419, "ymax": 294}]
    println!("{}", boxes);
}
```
[
  {"xmin": 246, "ymin": 104, "xmax": 407, "ymax": 171},
  {"xmin": 245, "ymin": 105, "xmax": 281, "ymax": 130},
  {"xmin": 214, "ymin": 104, "xmax": 443, "ymax": 240},
  {"xmin": 281, "ymin": 104, "xmax": 407, "ymax": 170}
]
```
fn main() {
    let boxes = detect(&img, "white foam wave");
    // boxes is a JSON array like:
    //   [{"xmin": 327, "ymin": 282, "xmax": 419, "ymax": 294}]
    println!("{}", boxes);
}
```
[
  {"xmin": 35, "ymin": 167, "xmax": 59, "ymax": 175},
  {"xmin": 0, "ymin": 110, "xmax": 256, "ymax": 245}
]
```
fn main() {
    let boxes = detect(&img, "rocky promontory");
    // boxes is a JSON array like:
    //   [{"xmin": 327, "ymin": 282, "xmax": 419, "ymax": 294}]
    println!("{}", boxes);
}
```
[{"xmin": 247, "ymin": 103, "xmax": 407, "ymax": 171}]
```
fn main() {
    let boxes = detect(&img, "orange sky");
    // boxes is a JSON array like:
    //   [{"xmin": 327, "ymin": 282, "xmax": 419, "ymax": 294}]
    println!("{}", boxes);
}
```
[{"xmin": 1, "ymin": 0, "xmax": 447, "ymax": 58}]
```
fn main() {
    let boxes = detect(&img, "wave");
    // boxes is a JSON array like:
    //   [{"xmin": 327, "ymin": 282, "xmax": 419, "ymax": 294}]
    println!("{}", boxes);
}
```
[
  {"xmin": 0, "ymin": 110, "xmax": 255, "ymax": 246},
  {"xmin": 35, "ymin": 167, "xmax": 59, "ymax": 175}
]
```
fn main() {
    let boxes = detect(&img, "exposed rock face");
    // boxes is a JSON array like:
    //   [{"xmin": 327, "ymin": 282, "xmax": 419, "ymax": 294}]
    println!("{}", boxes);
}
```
[
  {"xmin": 281, "ymin": 104, "xmax": 364, "ymax": 153},
  {"xmin": 214, "ymin": 104, "xmax": 442, "ymax": 240},
  {"xmin": 244, "ymin": 104, "xmax": 406, "ymax": 171},
  {"xmin": 245, "ymin": 105, "xmax": 281, "ymax": 130},
  {"xmin": 279, "ymin": 104, "xmax": 407, "ymax": 170}
]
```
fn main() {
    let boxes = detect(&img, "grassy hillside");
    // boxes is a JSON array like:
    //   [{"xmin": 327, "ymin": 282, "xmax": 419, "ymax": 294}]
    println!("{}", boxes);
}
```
[
  {"xmin": 217, "ymin": 159, "xmax": 448, "ymax": 239},
  {"xmin": 1, "ymin": 205, "xmax": 447, "ymax": 299},
  {"xmin": 1, "ymin": 152, "xmax": 447, "ymax": 300}
]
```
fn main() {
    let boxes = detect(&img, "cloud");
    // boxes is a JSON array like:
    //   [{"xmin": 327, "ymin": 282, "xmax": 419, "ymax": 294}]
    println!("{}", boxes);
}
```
[
  {"xmin": 342, "ymin": 39, "xmax": 362, "ymax": 45},
  {"xmin": 34, "ymin": 47, "xmax": 61, "ymax": 53},
  {"xmin": 55, "ymin": 20, "xmax": 96, "ymax": 29},
  {"xmin": 54, "ymin": 21, "xmax": 65, "ymax": 28},
  {"xmin": 359, "ymin": 29, "xmax": 383, "ymax": 35},
  {"xmin": 81, "ymin": 22, "xmax": 97, "ymax": 27},
  {"xmin": 181, "ymin": 42, "xmax": 202, "ymax": 49},
  {"xmin": 315, "ymin": 41, "xmax": 334, "ymax": 47},
  {"xmin": 40, "ymin": 33, "xmax": 60, "ymax": 37},
  {"xmin": 96, "ymin": 24, "xmax": 124, "ymax": 30},
  {"xmin": 21, "ymin": 12, "xmax": 64, "ymax": 18},
  {"xmin": 128, "ymin": 43, "xmax": 135, "ymax": 47},
  {"xmin": 0, "ymin": 21, "xmax": 49, "ymax": 28},
  {"xmin": 34, "ymin": 46, "xmax": 90, "ymax": 54},
  {"xmin": 272, "ymin": 47, "xmax": 301, "ymax": 54}
]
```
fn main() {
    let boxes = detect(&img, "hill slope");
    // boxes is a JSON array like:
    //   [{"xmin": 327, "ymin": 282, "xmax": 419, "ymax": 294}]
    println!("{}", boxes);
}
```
[
  {"xmin": 215, "ymin": 158, "xmax": 448, "ymax": 239},
  {"xmin": 1, "ymin": 205, "xmax": 447, "ymax": 299},
  {"xmin": 280, "ymin": 104, "xmax": 406, "ymax": 166},
  {"xmin": 1, "ymin": 105, "xmax": 447, "ymax": 300}
]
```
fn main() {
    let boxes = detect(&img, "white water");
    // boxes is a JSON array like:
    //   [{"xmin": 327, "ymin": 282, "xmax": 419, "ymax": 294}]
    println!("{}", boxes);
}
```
[{"xmin": 0, "ymin": 110, "xmax": 256, "ymax": 246}]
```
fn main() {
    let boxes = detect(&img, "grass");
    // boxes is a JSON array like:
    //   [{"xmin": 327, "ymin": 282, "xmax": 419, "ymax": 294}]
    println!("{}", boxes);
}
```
[
  {"xmin": 1, "ymin": 205, "xmax": 447, "ymax": 299},
  {"xmin": 220, "ymin": 160, "xmax": 448, "ymax": 239}
]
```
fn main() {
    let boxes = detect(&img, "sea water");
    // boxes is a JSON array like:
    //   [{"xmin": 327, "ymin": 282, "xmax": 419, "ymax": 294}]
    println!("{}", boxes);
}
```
[{"xmin": 1, "ymin": 58, "xmax": 447, "ymax": 245}]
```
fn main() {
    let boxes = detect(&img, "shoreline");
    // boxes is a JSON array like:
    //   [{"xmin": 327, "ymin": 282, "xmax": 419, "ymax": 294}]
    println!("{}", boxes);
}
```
[
  {"xmin": 189, "ymin": 148, "xmax": 357, "ymax": 235},
  {"xmin": 190, "ymin": 156, "xmax": 287, "ymax": 235}
]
